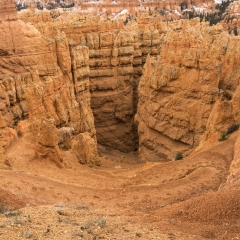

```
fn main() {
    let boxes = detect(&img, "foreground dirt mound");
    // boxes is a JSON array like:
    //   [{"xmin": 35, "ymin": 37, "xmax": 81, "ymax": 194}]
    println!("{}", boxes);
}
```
[
  {"xmin": 162, "ymin": 186, "xmax": 240, "ymax": 222},
  {"xmin": 0, "ymin": 133, "xmax": 238, "ymax": 239},
  {"xmin": 0, "ymin": 205, "xmax": 205, "ymax": 240},
  {"xmin": 0, "ymin": 188, "xmax": 28, "ymax": 211}
]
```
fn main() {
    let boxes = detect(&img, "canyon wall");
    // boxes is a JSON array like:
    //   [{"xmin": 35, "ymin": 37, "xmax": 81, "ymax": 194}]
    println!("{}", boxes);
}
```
[
  {"xmin": 136, "ymin": 18, "xmax": 240, "ymax": 162},
  {"xmin": 3, "ymin": 2, "xmax": 240, "ymax": 165},
  {"xmin": 0, "ymin": 1, "xmax": 99, "ymax": 167},
  {"xmin": 20, "ymin": 12, "xmax": 164, "ymax": 152},
  {"xmin": 20, "ymin": 9, "xmax": 240, "ymax": 156}
]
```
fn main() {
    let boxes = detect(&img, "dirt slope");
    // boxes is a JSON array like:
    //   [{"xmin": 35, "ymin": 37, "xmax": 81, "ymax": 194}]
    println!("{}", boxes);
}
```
[{"xmin": 0, "ymin": 131, "xmax": 239, "ymax": 239}]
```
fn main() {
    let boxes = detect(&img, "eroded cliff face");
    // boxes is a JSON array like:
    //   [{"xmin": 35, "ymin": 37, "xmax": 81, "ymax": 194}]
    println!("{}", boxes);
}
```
[
  {"xmin": 19, "ymin": 12, "xmax": 166, "ymax": 152},
  {"xmin": 136, "ymin": 18, "xmax": 240, "ymax": 162},
  {"xmin": 0, "ymin": 1, "xmax": 99, "ymax": 167},
  {"xmin": 18, "ymin": 9, "xmax": 240, "ymax": 157},
  {"xmin": 2, "ymin": 2, "xmax": 240, "ymax": 166}
]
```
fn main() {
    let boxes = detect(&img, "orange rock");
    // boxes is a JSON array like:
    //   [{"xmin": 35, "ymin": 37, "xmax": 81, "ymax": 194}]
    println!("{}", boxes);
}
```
[
  {"xmin": 35, "ymin": 118, "xmax": 63, "ymax": 168},
  {"xmin": 72, "ymin": 132, "xmax": 100, "ymax": 166},
  {"xmin": 136, "ymin": 19, "xmax": 240, "ymax": 161}
]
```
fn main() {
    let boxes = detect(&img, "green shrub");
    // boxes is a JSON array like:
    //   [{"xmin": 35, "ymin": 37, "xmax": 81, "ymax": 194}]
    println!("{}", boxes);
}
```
[
  {"xmin": 218, "ymin": 132, "xmax": 228, "ymax": 142},
  {"xmin": 226, "ymin": 123, "xmax": 239, "ymax": 135},
  {"xmin": 175, "ymin": 152, "xmax": 183, "ymax": 161}
]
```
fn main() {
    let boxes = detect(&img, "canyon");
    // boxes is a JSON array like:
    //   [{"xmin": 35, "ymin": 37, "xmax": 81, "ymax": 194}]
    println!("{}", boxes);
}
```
[{"xmin": 0, "ymin": 0, "xmax": 240, "ymax": 239}]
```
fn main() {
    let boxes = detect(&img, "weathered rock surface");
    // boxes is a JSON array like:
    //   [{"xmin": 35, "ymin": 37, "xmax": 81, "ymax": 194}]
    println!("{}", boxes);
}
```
[
  {"xmin": 2, "ymin": 1, "xmax": 240, "ymax": 168},
  {"xmin": 226, "ymin": 131, "xmax": 240, "ymax": 186},
  {"xmin": 0, "ymin": 1, "xmax": 99, "ymax": 166},
  {"xmin": 136, "ymin": 18, "xmax": 240, "ymax": 162},
  {"xmin": 72, "ymin": 132, "xmax": 100, "ymax": 166},
  {"xmin": 20, "ymin": 12, "xmax": 167, "ymax": 152},
  {"xmin": 0, "ymin": 112, "xmax": 17, "ymax": 148},
  {"xmin": 0, "ymin": 145, "xmax": 11, "ymax": 170},
  {"xmin": 35, "ymin": 118, "xmax": 63, "ymax": 168}
]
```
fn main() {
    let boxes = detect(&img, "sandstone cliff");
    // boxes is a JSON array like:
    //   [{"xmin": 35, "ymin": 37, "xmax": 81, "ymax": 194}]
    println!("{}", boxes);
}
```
[
  {"xmin": 2, "ymin": 1, "xmax": 240, "ymax": 166},
  {"xmin": 0, "ymin": 1, "xmax": 99, "ymax": 167},
  {"xmin": 19, "ymin": 12, "xmax": 165, "ymax": 152},
  {"xmin": 136, "ymin": 18, "xmax": 240, "ymax": 162}
]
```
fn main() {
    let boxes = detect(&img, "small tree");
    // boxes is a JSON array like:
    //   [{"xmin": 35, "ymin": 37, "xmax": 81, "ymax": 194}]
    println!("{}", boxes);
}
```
[
  {"xmin": 226, "ymin": 123, "xmax": 239, "ymax": 135},
  {"xmin": 175, "ymin": 152, "xmax": 183, "ymax": 161},
  {"xmin": 218, "ymin": 132, "xmax": 228, "ymax": 142}
]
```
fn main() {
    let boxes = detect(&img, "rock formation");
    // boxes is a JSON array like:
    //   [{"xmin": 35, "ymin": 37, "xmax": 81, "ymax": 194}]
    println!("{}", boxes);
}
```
[
  {"xmin": 0, "ymin": 112, "xmax": 17, "ymax": 148},
  {"xmin": 2, "ymin": 2, "xmax": 240, "ymax": 239},
  {"xmin": 35, "ymin": 118, "xmax": 63, "ymax": 168},
  {"xmin": 9, "ymin": 1, "xmax": 240, "ymax": 158},
  {"xmin": 0, "ymin": 145, "xmax": 11, "ymax": 170},
  {"xmin": 0, "ymin": 1, "xmax": 99, "ymax": 167},
  {"xmin": 136, "ymin": 18, "xmax": 240, "ymax": 162},
  {"xmin": 19, "ymin": 12, "xmax": 166, "ymax": 152},
  {"xmin": 226, "ymin": 131, "xmax": 240, "ymax": 186},
  {"xmin": 72, "ymin": 132, "xmax": 100, "ymax": 166},
  {"xmin": 1, "ymin": 0, "xmax": 240, "ymax": 167}
]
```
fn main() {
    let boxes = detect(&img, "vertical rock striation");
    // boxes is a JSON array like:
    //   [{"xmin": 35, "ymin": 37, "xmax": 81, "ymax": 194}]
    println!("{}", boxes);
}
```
[
  {"xmin": 20, "ymin": 13, "xmax": 164, "ymax": 152},
  {"xmin": 0, "ymin": 2, "xmax": 99, "ymax": 166},
  {"xmin": 136, "ymin": 19, "xmax": 240, "ymax": 162}
]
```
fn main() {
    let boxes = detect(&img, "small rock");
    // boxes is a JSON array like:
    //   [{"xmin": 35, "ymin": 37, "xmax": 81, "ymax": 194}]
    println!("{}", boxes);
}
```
[{"xmin": 136, "ymin": 232, "xmax": 142, "ymax": 237}]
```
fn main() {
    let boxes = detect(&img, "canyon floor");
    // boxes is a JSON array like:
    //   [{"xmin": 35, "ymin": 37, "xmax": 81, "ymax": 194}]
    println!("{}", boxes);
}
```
[{"xmin": 0, "ymin": 132, "xmax": 240, "ymax": 239}]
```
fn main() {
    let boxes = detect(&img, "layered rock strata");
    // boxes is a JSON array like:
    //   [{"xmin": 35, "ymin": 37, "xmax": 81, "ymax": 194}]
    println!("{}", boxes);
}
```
[
  {"xmin": 0, "ymin": 2, "xmax": 99, "ymax": 166},
  {"xmin": 20, "ymin": 13, "xmax": 164, "ymax": 151},
  {"xmin": 3, "ymin": 3, "xmax": 240, "ymax": 165},
  {"xmin": 136, "ymin": 18, "xmax": 240, "ymax": 161}
]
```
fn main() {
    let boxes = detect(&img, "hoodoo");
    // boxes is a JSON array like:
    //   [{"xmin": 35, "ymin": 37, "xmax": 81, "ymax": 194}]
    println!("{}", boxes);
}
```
[{"xmin": 0, "ymin": 0, "xmax": 99, "ymax": 167}]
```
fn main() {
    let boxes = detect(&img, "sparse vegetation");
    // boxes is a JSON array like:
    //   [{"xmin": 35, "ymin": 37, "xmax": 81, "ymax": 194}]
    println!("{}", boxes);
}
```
[
  {"xmin": 56, "ymin": 209, "xmax": 67, "ymax": 216},
  {"xmin": 124, "ymin": 16, "xmax": 137, "ymax": 26},
  {"xmin": 219, "ymin": 123, "xmax": 239, "ymax": 142},
  {"xmin": 13, "ymin": 216, "xmax": 25, "ymax": 225},
  {"xmin": 185, "ymin": 0, "xmax": 233, "ymax": 26},
  {"xmin": 5, "ymin": 210, "xmax": 21, "ymax": 218},
  {"xmin": 71, "ymin": 232, "xmax": 84, "ymax": 238},
  {"xmin": 226, "ymin": 123, "xmax": 239, "ymax": 135},
  {"xmin": 218, "ymin": 132, "xmax": 229, "ymax": 142},
  {"xmin": 233, "ymin": 26, "xmax": 238, "ymax": 36},
  {"xmin": 175, "ymin": 152, "xmax": 183, "ymax": 161},
  {"xmin": 159, "ymin": 9, "xmax": 167, "ymax": 16},
  {"xmin": 74, "ymin": 205, "xmax": 89, "ymax": 210},
  {"xmin": 83, "ymin": 217, "xmax": 107, "ymax": 233},
  {"xmin": 21, "ymin": 229, "xmax": 33, "ymax": 239}
]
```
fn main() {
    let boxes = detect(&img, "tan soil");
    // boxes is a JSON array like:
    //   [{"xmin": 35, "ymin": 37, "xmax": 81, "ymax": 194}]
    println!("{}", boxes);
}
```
[{"xmin": 0, "ymin": 132, "xmax": 239, "ymax": 239}]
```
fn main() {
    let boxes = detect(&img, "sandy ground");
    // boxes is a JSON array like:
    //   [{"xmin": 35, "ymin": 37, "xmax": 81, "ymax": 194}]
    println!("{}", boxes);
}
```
[{"xmin": 0, "ymin": 133, "xmax": 240, "ymax": 239}]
